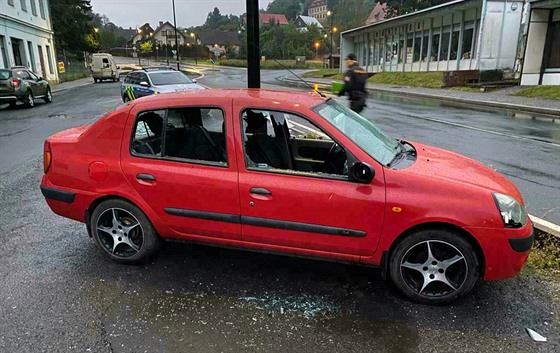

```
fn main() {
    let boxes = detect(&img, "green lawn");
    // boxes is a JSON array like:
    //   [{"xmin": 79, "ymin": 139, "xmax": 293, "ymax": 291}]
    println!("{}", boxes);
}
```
[
  {"xmin": 302, "ymin": 69, "xmax": 340, "ymax": 78},
  {"xmin": 514, "ymin": 85, "xmax": 560, "ymax": 100},
  {"xmin": 214, "ymin": 59, "xmax": 324, "ymax": 70},
  {"xmin": 368, "ymin": 72, "xmax": 444, "ymax": 89}
]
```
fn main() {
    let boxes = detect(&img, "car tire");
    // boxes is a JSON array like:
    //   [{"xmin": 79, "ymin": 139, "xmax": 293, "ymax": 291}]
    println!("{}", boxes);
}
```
[
  {"xmin": 89, "ymin": 199, "xmax": 161, "ymax": 264},
  {"xmin": 44, "ymin": 87, "xmax": 53, "ymax": 103},
  {"xmin": 389, "ymin": 229, "xmax": 480, "ymax": 304},
  {"xmin": 23, "ymin": 90, "xmax": 34, "ymax": 108},
  {"xmin": 123, "ymin": 95, "xmax": 130, "ymax": 103},
  {"xmin": 94, "ymin": 78, "xmax": 98, "ymax": 83}
]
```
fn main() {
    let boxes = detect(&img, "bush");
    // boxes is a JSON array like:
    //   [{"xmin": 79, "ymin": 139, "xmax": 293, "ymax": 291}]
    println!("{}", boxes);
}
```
[
  {"xmin": 368, "ymin": 72, "xmax": 444, "ymax": 89},
  {"xmin": 217, "ymin": 59, "xmax": 323, "ymax": 70}
]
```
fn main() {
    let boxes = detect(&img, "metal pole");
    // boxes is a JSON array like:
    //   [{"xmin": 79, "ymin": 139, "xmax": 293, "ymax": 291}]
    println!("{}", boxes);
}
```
[
  {"xmin": 330, "ymin": 15, "xmax": 333, "ymax": 69},
  {"xmin": 172, "ymin": 0, "xmax": 180, "ymax": 70},
  {"xmin": 246, "ymin": 0, "xmax": 261, "ymax": 88}
]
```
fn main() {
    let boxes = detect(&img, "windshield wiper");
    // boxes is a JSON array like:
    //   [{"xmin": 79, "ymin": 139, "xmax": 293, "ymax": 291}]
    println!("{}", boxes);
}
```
[{"xmin": 388, "ymin": 140, "xmax": 416, "ymax": 167}]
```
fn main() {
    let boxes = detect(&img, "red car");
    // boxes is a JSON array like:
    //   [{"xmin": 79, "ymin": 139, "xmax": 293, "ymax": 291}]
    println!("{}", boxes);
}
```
[{"xmin": 40, "ymin": 90, "xmax": 533, "ymax": 304}]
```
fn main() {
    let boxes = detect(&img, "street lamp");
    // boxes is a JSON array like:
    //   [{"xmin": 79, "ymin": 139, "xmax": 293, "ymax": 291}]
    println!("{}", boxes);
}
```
[
  {"xmin": 94, "ymin": 28, "xmax": 99, "ymax": 33},
  {"xmin": 314, "ymin": 42, "xmax": 320, "ymax": 60},
  {"xmin": 327, "ymin": 10, "xmax": 334, "ymax": 69}
]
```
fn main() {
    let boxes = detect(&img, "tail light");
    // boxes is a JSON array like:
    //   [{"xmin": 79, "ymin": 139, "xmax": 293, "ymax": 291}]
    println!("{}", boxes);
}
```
[
  {"xmin": 43, "ymin": 141, "xmax": 52, "ymax": 174},
  {"xmin": 11, "ymin": 78, "xmax": 20, "ymax": 87}
]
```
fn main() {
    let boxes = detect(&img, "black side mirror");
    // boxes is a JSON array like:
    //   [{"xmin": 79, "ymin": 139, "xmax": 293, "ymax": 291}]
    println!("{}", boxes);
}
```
[
  {"xmin": 350, "ymin": 162, "xmax": 375, "ymax": 184},
  {"xmin": 117, "ymin": 66, "xmax": 121, "ymax": 70}
]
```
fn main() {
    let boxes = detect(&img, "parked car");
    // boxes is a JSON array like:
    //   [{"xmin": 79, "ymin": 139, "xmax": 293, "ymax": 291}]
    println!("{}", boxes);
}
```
[
  {"xmin": 40, "ymin": 90, "xmax": 533, "ymax": 304},
  {"xmin": 121, "ymin": 67, "xmax": 204, "ymax": 102},
  {"xmin": 91, "ymin": 53, "xmax": 120, "ymax": 83},
  {"xmin": 0, "ymin": 66, "xmax": 52, "ymax": 108}
]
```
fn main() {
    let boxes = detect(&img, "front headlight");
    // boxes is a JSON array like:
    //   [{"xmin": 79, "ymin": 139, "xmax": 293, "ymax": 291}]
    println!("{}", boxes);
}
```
[{"xmin": 492, "ymin": 193, "xmax": 527, "ymax": 228}]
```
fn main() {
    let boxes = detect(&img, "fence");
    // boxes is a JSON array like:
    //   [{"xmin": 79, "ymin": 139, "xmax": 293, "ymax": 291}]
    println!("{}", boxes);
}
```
[{"xmin": 56, "ymin": 50, "xmax": 90, "ymax": 82}]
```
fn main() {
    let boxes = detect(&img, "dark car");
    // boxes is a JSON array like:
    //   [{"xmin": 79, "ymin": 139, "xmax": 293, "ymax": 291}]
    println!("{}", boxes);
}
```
[{"xmin": 0, "ymin": 67, "xmax": 52, "ymax": 108}]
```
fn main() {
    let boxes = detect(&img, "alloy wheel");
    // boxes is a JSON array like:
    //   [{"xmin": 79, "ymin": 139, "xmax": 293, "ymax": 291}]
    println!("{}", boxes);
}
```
[
  {"xmin": 399, "ymin": 240, "xmax": 468, "ymax": 298},
  {"xmin": 95, "ymin": 208, "xmax": 144, "ymax": 258}
]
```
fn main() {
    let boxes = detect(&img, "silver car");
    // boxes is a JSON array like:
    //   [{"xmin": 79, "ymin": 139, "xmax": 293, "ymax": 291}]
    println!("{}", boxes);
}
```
[{"xmin": 121, "ymin": 68, "xmax": 205, "ymax": 102}]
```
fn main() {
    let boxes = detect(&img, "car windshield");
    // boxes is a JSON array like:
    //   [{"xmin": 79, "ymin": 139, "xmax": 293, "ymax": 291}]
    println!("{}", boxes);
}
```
[
  {"xmin": 0, "ymin": 70, "xmax": 11, "ymax": 80},
  {"xmin": 149, "ymin": 71, "xmax": 193, "ymax": 85},
  {"xmin": 313, "ymin": 99, "xmax": 399, "ymax": 166}
]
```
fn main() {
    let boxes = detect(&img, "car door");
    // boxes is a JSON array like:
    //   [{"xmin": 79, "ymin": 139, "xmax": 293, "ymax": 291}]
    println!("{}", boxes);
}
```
[
  {"xmin": 15, "ymin": 70, "xmax": 38, "ymax": 96},
  {"xmin": 135, "ymin": 72, "xmax": 153, "ymax": 98},
  {"xmin": 28, "ymin": 71, "xmax": 45, "ymax": 96},
  {"xmin": 234, "ymin": 103, "xmax": 386, "ymax": 257},
  {"xmin": 120, "ymin": 98, "xmax": 241, "ymax": 241}
]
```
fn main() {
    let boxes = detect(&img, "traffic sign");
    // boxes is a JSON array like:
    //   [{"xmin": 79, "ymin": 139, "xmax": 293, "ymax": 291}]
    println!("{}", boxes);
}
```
[
  {"xmin": 210, "ymin": 58, "xmax": 215, "ymax": 64},
  {"xmin": 172, "ymin": 50, "xmax": 177, "ymax": 55}
]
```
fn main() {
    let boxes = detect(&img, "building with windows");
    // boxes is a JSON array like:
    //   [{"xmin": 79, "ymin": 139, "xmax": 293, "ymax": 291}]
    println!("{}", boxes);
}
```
[
  {"xmin": 128, "ymin": 23, "xmax": 155, "ymax": 45},
  {"xmin": 340, "ymin": 0, "xmax": 527, "ymax": 82},
  {"xmin": 196, "ymin": 30, "xmax": 241, "ymax": 57},
  {"xmin": 0, "ymin": 0, "xmax": 58, "ymax": 82},
  {"xmin": 308, "ymin": 0, "xmax": 329, "ymax": 22},
  {"xmin": 520, "ymin": 0, "xmax": 560, "ymax": 85},
  {"xmin": 152, "ymin": 21, "xmax": 189, "ymax": 48},
  {"xmin": 295, "ymin": 15, "xmax": 324, "ymax": 31}
]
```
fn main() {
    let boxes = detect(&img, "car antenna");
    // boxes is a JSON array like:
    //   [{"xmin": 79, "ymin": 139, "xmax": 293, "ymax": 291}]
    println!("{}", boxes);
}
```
[{"xmin": 254, "ymin": 45, "xmax": 328, "ymax": 99}]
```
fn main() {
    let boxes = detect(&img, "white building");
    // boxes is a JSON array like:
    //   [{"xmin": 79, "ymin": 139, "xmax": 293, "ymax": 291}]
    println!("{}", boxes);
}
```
[
  {"xmin": 0, "ymin": 0, "xmax": 58, "ymax": 82},
  {"xmin": 341, "ymin": 0, "xmax": 526, "ymax": 80},
  {"xmin": 520, "ymin": 0, "xmax": 560, "ymax": 85}
]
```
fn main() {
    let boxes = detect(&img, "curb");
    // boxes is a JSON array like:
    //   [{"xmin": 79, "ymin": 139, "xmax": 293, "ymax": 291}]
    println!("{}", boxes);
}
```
[
  {"xmin": 280, "ymin": 77, "xmax": 560, "ymax": 118},
  {"xmin": 530, "ymin": 215, "xmax": 560, "ymax": 239}
]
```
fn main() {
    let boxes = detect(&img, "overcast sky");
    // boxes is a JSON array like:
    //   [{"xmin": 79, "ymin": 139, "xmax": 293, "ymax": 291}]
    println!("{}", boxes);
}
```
[{"xmin": 90, "ymin": 0, "xmax": 274, "ymax": 29}]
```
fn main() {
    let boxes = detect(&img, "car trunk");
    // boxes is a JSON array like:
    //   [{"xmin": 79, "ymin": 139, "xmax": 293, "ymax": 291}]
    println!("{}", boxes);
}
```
[{"xmin": 0, "ymin": 70, "xmax": 15, "ymax": 95}]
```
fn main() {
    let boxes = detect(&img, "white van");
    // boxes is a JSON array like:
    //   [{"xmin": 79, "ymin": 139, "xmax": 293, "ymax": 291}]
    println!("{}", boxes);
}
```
[{"xmin": 91, "ymin": 53, "xmax": 120, "ymax": 83}]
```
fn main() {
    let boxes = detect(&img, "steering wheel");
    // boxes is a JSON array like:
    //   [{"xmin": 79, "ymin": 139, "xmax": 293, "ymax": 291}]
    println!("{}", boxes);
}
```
[
  {"xmin": 324, "ymin": 142, "xmax": 345, "ymax": 174},
  {"xmin": 132, "ymin": 140, "xmax": 156, "ymax": 155}
]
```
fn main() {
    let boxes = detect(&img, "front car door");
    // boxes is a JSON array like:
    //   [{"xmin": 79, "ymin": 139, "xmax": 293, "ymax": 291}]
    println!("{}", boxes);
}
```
[
  {"xmin": 28, "ymin": 71, "xmax": 46, "ymax": 96},
  {"xmin": 120, "ymin": 96, "xmax": 241, "ymax": 242},
  {"xmin": 234, "ymin": 100, "xmax": 386, "ymax": 258}
]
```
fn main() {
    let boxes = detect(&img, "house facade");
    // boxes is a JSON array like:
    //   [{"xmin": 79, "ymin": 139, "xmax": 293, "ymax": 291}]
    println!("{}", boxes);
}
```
[
  {"xmin": 341, "ymin": 0, "xmax": 525, "ymax": 79},
  {"xmin": 0, "ymin": 0, "xmax": 58, "ymax": 82},
  {"xmin": 196, "ymin": 31, "xmax": 240, "ymax": 57},
  {"xmin": 153, "ymin": 21, "xmax": 187, "ymax": 48},
  {"xmin": 295, "ymin": 15, "xmax": 324, "ymax": 31},
  {"xmin": 308, "ymin": 0, "xmax": 329, "ymax": 21}
]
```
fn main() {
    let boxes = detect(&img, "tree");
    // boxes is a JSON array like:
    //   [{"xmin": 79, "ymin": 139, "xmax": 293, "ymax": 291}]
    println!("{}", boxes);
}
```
[
  {"xmin": 384, "ymin": 0, "xmax": 454, "ymax": 18},
  {"xmin": 266, "ymin": 0, "xmax": 306, "ymax": 21},
  {"xmin": 140, "ymin": 42, "xmax": 153, "ymax": 54},
  {"xmin": 51, "ymin": 0, "xmax": 97, "ymax": 51}
]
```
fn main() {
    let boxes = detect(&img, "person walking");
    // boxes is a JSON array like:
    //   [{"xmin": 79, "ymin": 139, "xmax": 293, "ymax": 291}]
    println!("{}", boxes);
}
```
[{"xmin": 337, "ymin": 53, "xmax": 368, "ymax": 113}]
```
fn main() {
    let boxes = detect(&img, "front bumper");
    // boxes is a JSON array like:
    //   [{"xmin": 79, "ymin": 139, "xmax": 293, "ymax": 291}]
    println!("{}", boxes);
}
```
[{"xmin": 465, "ymin": 221, "xmax": 534, "ymax": 280}]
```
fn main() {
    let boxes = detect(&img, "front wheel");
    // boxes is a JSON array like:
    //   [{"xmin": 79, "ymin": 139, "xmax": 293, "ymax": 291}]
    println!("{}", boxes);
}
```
[
  {"xmin": 389, "ymin": 229, "xmax": 480, "ymax": 304},
  {"xmin": 89, "ymin": 199, "xmax": 160, "ymax": 264}
]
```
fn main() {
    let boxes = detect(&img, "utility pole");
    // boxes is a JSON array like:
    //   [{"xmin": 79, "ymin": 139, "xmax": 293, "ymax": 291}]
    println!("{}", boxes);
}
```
[
  {"xmin": 246, "ymin": 0, "xmax": 260, "ymax": 88},
  {"xmin": 172, "ymin": 0, "xmax": 180, "ymax": 70}
]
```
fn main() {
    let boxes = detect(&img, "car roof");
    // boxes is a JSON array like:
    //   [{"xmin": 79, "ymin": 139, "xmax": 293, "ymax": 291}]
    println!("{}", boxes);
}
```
[{"xmin": 129, "ymin": 89, "xmax": 327, "ymax": 110}]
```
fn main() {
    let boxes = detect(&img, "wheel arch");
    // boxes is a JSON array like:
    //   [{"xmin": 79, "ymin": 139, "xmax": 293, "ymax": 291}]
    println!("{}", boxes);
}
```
[
  {"xmin": 85, "ymin": 194, "xmax": 156, "ymax": 238},
  {"xmin": 383, "ymin": 222, "xmax": 485, "ymax": 278}
]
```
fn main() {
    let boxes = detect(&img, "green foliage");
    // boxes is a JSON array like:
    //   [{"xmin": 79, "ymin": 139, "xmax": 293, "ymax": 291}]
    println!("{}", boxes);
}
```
[
  {"xmin": 385, "ymin": 1, "xmax": 455, "ymax": 18},
  {"xmin": 302, "ymin": 69, "xmax": 340, "ymax": 78},
  {"xmin": 527, "ymin": 232, "xmax": 560, "ymax": 270},
  {"xmin": 258, "ymin": 23, "xmax": 326, "ymax": 60},
  {"xmin": 266, "ymin": 0, "xmax": 307, "ymax": 21},
  {"xmin": 368, "ymin": 72, "xmax": 444, "ymax": 88},
  {"xmin": 514, "ymin": 86, "xmax": 560, "ymax": 100},
  {"xmin": 203, "ymin": 7, "xmax": 242, "ymax": 31},
  {"xmin": 51, "ymin": 0, "xmax": 97, "ymax": 51},
  {"xmin": 140, "ymin": 42, "xmax": 153, "ymax": 54},
  {"xmin": 217, "ymin": 59, "xmax": 323, "ymax": 70}
]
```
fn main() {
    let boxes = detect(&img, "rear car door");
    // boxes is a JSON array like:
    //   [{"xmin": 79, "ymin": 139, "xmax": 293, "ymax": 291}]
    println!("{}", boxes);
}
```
[
  {"xmin": 120, "ymin": 98, "xmax": 241, "ymax": 241},
  {"xmin": 234, "ymin": 104, "xmax": 386, "ymax": 256},
  {"xmin": 15, "ymin": 70, "xmax": 39, "ymax": 96}
]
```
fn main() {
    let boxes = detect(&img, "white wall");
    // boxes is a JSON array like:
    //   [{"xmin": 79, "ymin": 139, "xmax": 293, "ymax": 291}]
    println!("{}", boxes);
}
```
[{"xmin": 0, "ymin": 0, "xmax": 58, "ymax": 82}]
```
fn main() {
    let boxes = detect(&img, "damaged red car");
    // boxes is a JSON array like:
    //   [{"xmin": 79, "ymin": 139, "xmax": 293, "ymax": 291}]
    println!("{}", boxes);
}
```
[{"xmin": 41, "ymin": 90, "xmax": 533, "ymax": 304}]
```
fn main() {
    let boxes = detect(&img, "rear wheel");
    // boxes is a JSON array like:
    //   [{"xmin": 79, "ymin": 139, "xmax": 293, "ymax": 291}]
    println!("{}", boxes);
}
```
[
  {"xmin": 23, "ymin": 90, "xmax": 34, "ymax": 108},
  {"xmin": 93, "ymin": 78, "xmax": 98, "ymax": 83},
  {"xmin": 90, "ymin": 199, "xmax": 160, "ymax": 264},
  {"xmin": 44, "ymin": 87, "xmax": 52, "ymax": 103},
  {"xmin": 389, "ymin": 229, "xmax": 480, "ymax": 304}
]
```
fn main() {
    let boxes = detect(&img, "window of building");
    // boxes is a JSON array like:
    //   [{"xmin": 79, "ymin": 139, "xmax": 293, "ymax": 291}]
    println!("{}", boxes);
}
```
[
  {"xmin": 20, "ymin": 0, "xmax": 27, "ymax": 11},
  {"xmin": 545, "ymin": 20, "xmax": 560, "ymax": 70},
  {"xmin": 439, "ymin": 27, "xmax": 450, "ymax": 61},
  {"xmin": 462, "ymin": 28, "xmax": 474, "ymax": 59},
  {"xmin": 0, "ymin": 36, "xmax": 9, "ymax": 68},
  {"xmin": 27, "ymin": 41, "xmax": 36, "ymax": 72},
  {"xmin": 8, "ymin": 0, "xmax": 14, "ymax": 6},
  {"xmin": 45, "ymin": 45, "xmax": 54, "ymax": 74},
  {"xmin": 413, "ymin": 34, "xmax": 422, "ymax": 62},
  {"xmin": 450, "ymin": 29, "xmax": 460, "ymax": 60},
  {"xmin": 241, "ymin": 109, "xmax": 348, "ymax": 178},
  {"xmin": 30, "ymin": 0, "xmax": 37, "ymax": 15},
  {"xmin": 431, "ymin": 33, "xmax": 440, "ymax": 61},
  {"xmin": 38, "ymin": 0, "xmax": 46, "ymax": 19},
  {"xmin": 421, "ymin": 34, "xmax": 430, "ymax": 61}
]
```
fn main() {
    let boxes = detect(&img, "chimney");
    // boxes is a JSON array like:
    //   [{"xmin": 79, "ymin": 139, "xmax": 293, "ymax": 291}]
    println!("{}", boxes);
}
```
[{"xmin": 159, "ymin": 21, "xmax": 163, "ymax": 28}]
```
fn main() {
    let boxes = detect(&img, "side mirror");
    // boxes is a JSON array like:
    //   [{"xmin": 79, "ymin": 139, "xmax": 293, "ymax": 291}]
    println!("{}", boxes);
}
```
[
  {"xmin": 140, "ymin": 81, "xmax": 150, "ymax": 87},
  {"xmin": 350, "ymin": 162, "xmax": 374, "ymax": 184},
  {"xmin": 117, "ymin": 66, "xmax": 121, "ymax": 70},
  {"xmin": 38, "ymin": 77, "xmax": 43, "ymax": 81},
  {"xmin": 192, "ymin": 79, "xmax": 197, "ymax": 83}
]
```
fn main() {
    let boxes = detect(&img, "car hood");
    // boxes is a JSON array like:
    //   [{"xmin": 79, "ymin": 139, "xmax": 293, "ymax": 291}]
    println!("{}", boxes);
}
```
[
  {"xmin": 155, "ymin": 83, "xmax": 205, "ymax": 92},
  {"xmin": 405, "ymin": 142, "xmax": 524, "ymax": 203}
]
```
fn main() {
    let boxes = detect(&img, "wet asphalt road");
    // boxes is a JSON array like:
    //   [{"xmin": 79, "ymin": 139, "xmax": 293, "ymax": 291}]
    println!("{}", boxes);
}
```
[{"xmin": 0, "ymin": 73, "xmax": 559, "ymax": 352}]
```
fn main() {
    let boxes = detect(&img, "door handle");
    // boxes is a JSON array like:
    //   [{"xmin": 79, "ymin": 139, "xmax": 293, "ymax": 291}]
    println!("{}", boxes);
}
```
[
  {"xmin": 136, "ymin": 173, "xmax": 156, "ymax": 182},
  {"xmin": 250, "ymin": 187, "xmax": 271, "ymax": 196}
]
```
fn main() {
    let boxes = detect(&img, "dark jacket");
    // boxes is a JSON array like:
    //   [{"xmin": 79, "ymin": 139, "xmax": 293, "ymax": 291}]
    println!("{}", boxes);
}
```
[{"xmin": 338, "ymin": 63, "xmax": 368, "ymax": 113}]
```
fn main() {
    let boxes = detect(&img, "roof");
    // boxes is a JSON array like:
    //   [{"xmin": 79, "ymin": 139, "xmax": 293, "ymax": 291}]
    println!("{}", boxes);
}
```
[
  {"xmin": 309, "ymin": 0, "xmax": 327, "ymax": 8},
  {"xmin": 365, "ymin": 2, "xmax": 387, "ymax": 24},
  {"xmin": 197, "ymin": 31, "xmax": 241, "ymax": 46},
  {"xmin": 295, "ymin": 15, "xmax": 324, "ymax": 29},
  {"xmin": 260, "ymin": 14, "xmax": 289, "ymax": 25},
  {"xmin": 342, "ymin": 0, "xmax": 474, "ymax": 35},
  {"xmin": 132, "ymin": 89, "xmax": 326, "ymax": 110},
  {"xmin": 153, "ymin": 21, "xmax": 186, "ymax": 39}
]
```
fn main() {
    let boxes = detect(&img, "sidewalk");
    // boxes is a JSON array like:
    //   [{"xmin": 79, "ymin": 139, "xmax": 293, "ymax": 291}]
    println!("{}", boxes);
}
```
[
  {"xmin": 281, "ymin": 76, "xmax": 560, "ymax": 117},
  {"xmin": 51, "ymin": 77, "xmax": 93, "ymax": 93}
]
